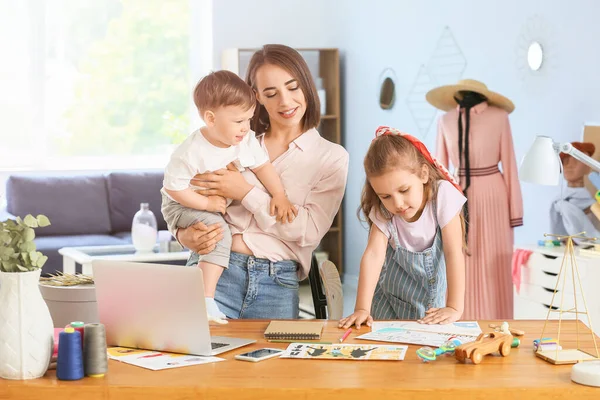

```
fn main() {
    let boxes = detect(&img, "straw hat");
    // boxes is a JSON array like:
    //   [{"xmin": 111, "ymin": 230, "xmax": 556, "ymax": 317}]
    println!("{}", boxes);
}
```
[{"xmin": 426, "ymin": 79, "xmax": 515, "ymax": 114}]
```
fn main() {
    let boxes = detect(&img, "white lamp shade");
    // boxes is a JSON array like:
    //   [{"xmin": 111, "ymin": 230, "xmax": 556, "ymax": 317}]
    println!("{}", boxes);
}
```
[{"xmin": 519, "ymin": 136, "xmax": 561, "ymax": 186}]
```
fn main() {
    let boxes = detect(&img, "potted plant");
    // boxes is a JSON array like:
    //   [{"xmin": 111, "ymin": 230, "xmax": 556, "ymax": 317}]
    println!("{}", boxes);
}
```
[{"xmin": 0, "ymin": 214, "xmax": 54, "ymax": 380}]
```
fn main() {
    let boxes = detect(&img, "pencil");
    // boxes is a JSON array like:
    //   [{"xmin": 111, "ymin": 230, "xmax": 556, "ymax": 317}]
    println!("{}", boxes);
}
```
[
  {"xmin": 267, "ymin": 340, "xmax": 333, "ymax": 344},
  {"xmin": 339, "ymin": 328, "xmax": 352, "ymax": 343}
]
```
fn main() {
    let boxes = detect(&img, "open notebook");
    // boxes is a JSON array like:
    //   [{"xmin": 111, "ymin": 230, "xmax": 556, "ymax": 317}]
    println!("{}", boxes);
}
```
[{"xmin": 264, "ymin": 321, "xmax": 324, "ymax": 340}]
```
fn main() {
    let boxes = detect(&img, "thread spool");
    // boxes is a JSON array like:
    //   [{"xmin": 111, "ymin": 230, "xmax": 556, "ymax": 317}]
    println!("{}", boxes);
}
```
[
  {"xmin": 56, "ymin": 327, "xmax": 84, "ymax": 380},
  {"xmin": 84, "ymin": 323, "xmax": 108, "ymax": 378},
  {"xmin": 70, "ymin": 321, "xmax": 85, "ymax": 350}
]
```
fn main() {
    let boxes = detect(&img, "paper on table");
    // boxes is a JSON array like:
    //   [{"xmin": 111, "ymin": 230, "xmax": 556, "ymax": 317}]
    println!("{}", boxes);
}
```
[
  {"xmin": 356, "ymin": 321, "xmax": 482, "ymax": 347},
  {"xmin": 280, "ymin": 343, "xmax": 407, "ymax": 360},
  {"xmin": 107, "ymin": 347, "xmax": 224, "ymax": 371}
]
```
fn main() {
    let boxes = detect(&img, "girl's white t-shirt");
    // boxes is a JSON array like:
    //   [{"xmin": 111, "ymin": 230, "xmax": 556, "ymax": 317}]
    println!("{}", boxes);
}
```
[{"xmin": 368, "ymin": 180, "xmax": 467, "ymax": 252}]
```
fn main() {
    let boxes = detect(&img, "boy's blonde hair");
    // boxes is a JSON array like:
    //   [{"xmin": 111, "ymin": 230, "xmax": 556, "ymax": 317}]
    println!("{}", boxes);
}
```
[
  {"xmin": 360, "ymin": 134, "xmax": 467, "ymax": 249},
  {"xmin": 193, "ymin": 70, "xmax": 256, "ymax": 115}
]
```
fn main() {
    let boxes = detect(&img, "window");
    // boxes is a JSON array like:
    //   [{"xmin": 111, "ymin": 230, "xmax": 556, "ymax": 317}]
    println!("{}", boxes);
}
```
[{"xmin": 0, "ymin": 0, "xmax": 204, "ymax": 171}]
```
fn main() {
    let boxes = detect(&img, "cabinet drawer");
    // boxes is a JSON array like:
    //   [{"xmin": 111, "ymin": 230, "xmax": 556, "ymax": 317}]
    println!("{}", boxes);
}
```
[
  {"xmin": 524, "ymin": 251, "xmax": 588, "ymax": 280},
  {"xmin": 513, "ymin": 292, "xmax": 576, "ymax": 320},
  {"xmin": 519, "ymin": 283, "xmax": 587, "ymax": 315}
]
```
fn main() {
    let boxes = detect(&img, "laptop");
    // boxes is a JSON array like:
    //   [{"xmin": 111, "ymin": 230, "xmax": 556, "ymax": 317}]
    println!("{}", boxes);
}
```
[{"xmin": 92, "ymin": 260, "xmax": 255, "ymax": 356}]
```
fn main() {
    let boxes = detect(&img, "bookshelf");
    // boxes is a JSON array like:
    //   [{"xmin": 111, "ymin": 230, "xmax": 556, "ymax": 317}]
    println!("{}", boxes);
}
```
[{"xmin": 222, "ymin": 48, "xmax": 344, "ymax": 276}]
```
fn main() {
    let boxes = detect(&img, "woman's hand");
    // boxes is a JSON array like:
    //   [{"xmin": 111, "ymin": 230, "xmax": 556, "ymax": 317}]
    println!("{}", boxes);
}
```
[
  {"xmin": 191, "ymin": 168, "xmax": 253, "ymax": 201},
  {"xmin": 418, "ymin": 307, "xmax": 462, "ymax": 325},
  {"xmin": 338, "ymin": 309, "xmax": 373, "ymax": 330},
  {"xmin": 177, "ymin": 221, "xmax": 224, "ymax": 255}
]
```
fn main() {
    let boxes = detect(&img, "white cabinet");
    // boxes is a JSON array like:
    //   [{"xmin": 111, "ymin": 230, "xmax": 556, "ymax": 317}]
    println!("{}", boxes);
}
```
[{"xmin": 514, "ymin": 245, "xmax": 600, "ymax": 326}]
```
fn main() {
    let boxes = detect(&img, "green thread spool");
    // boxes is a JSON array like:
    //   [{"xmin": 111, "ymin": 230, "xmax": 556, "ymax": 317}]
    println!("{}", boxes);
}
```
[{"xmin": 512, "ymin": 337, "xmax": 520, "ymax": 348}]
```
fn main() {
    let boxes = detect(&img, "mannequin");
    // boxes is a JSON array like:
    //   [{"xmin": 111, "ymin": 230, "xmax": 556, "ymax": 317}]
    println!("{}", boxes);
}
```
[
  {"xmin": 550, "ymin": 142, "xmax": 600, "ymax": 243},
  {"xmin": 426, "ymin": 79, "xmax": 523, "ymax": 320}
]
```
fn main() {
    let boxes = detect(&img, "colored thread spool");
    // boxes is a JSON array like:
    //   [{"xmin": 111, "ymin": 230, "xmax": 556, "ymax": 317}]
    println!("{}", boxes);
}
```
[
  {"xmin": 70, "ymin": 321, "xmax": 85, "ymax": 350},
  {"xmin": 56, "ymin": 327, "xmax": 84, "ymax": 381},
  {"xmin": 512, "ymin": 337, "xmax": 520, "ymax": 348},
  {"xmin": 84, "ymin": 323, "xmax": 108, "ymax": 378}
]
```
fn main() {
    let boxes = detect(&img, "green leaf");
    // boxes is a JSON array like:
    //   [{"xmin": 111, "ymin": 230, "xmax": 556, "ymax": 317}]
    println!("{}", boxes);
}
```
[
  {"xmin": 16, "ymin": 264, "xmax": 30, "ymax": 272},
  {"xmin": 21, "ymin": 252, "xmax": 30, "ymax": 266},
  {"xmin": 15, "ymin": 216, "xmax": 22, "ymax": 225},
  {"xmin": 2, "ymin": 261, "xmax": 15, "ymax": 272},
  {"xmin": 37, "ymin": 255, "xmax": 48, "ymax": 268},
  {"xmin": 0, "ymin": 232, "xmax": 11, "ymax": 245},
  {"xmin": 36, "ymin": 215, "xmax": 51, "ymax": 227},
  {"xmin": 29, "ymin": 251, "xmax": 40, "ymax": 263},
  {"xmin": 19, "ymin": 242, "xmax": 36, "ymax": 252},
  {"xmin": 23, "ymin": 215, "xmax": 38, "ymax": 228},
  {"xmin": 10, "ymin": 235, "xmax": 20, "ymax": 246},
  {"xmin": 4, "ymin": 219, "xmax": 16, "ymax": 228},
  {"xmin": 23, "ymin": 227, "xmax": 35, "ymax": 242}
]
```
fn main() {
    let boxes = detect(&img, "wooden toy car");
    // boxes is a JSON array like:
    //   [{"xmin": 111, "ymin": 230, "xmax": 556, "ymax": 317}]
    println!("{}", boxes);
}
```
[{"xmin": 455, "ymin": 332, "xmax": 513, "ymax": 364}]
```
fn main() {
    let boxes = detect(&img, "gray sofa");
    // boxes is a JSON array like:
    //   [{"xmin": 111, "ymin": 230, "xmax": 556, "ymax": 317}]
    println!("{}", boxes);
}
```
[{"xmin": 0, "ymin": 170, "xmax": 168, "ymax": 275}]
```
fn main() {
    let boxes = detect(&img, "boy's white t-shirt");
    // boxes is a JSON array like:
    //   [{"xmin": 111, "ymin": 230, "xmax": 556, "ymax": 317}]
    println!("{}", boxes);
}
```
[
  {"xmin": 368, "ymin": 180, "xmax": 467, "ymax": 252},
  {"xmin": 162, "ymin": 128, "xmax": 269, "ymax": 193}
]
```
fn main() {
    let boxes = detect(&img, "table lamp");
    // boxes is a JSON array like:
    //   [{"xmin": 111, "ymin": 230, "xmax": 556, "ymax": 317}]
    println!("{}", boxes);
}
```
[
  {"xmin": 520, "ymin": 135, "xmax": 600, "ymax": 387},
  {"xmin": 519, "ymin": 136, "xmax": 600, "ymax": 185}
]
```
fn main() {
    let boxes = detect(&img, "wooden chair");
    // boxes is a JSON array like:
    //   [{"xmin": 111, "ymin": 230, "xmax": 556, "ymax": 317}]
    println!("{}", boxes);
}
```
[{"xmin": 308, "ymin": 255, "xmax": 343, "ymax": 320}]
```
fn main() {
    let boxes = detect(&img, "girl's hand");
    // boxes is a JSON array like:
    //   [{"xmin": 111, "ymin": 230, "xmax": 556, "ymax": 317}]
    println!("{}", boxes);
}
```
[
  {"xmin": 338, "ymin": 309, "xmax": 373, "ymax": 329},
  {"xmin": 418, "ymin": 307, "xmax": 462, "ymax": 325},
  {"xmin": 191, "ymin": 168, "xmax": 253, "ymax": 201}
]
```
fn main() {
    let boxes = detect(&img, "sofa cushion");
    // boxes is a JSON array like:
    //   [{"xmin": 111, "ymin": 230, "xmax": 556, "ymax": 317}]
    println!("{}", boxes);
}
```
[
  {"xmin": 6, "ymin": 174, "xmax": 112, "ymax": 236},
  {"xmin": 35, "ymin": 234, "xmax": 130, "ymax": 275},
  {"xmin": 106, "ymin": 170, "xmax": 167, "ymax": 232}
]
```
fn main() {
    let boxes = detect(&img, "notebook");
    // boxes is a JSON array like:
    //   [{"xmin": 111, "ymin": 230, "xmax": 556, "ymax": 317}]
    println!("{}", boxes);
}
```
[{"xmin": 264, "ymin": 321, "xmax": 324, "ymax": 340}]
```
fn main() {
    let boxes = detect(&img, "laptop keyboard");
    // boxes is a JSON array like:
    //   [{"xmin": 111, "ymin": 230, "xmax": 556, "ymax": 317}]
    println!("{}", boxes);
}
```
[{"xmin": 211, "ymin": 342, "xmax": 228, "ymax": 350}]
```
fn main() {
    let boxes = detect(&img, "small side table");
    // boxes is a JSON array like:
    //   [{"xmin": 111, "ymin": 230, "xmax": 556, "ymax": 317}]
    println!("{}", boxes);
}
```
[{"xmin": 58, "ymin": 244, "xmax": 190, "ymax": 275}]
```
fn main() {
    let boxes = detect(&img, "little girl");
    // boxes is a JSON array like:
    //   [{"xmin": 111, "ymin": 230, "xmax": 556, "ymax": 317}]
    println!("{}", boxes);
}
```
[{"xmin": 339, "ymin": 126, "xmax": 467, "ymax": 328}]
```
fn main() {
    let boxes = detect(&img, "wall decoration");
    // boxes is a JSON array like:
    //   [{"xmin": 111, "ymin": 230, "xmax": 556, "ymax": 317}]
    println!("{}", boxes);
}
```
[
  {"xmin": 427, "ymin": 27, "xmax": 468, "ymax": 86},
  {"xmin": 406, "ymin": 65, "xmax": 438, "ymax": 137},
  {"xmin": 516, "ymin": 15, "xmax": 556, "ymax": 85},
  {"xmin": 378, "ymin": 68, "xmax": 397, "ymax": 110},
  {"xmin": 407, "ymin": 26, "xmax": 467, "ymax": 138}
]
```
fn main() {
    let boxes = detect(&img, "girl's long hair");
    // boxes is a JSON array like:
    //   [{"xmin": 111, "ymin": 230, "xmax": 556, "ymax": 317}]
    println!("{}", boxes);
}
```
[{"xmin": 359, "ymin": 135, "xmax": 467, "ymax": 249}]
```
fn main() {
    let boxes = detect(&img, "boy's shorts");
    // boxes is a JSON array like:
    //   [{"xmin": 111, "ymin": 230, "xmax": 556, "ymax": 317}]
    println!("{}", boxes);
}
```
[{"xmin": 161, "ymin": 193, "xmax": 231, "ymax": 268}]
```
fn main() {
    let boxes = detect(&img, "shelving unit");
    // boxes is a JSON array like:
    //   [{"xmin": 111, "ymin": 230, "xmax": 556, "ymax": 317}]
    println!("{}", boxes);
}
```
[{"xmin": 222, "ymin": 48, "xmax": 344, "ymax": 275}]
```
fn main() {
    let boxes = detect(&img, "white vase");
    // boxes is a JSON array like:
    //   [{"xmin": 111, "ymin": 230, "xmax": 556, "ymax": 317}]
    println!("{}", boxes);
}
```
[
  {"xmin": 0, "ymin": 269, "xmax": 54, "ymax": 380},
  {"xmin": 131, "ymin": 203, "xmax": 158, "ymax": 253}
]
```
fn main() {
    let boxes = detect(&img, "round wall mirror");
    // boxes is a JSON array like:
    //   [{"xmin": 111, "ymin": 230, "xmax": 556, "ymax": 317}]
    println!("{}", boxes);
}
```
[
  {"xmin": 527, "ymin": 41, "xmax": 544, "ymax": 71},
  {"xmin": 379, "ymin": 76, "xmax": 396, "ymax": 110}
]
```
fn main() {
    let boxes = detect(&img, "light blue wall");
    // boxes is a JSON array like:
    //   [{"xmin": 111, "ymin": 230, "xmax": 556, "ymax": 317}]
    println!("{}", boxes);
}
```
[{"xmin": 212, "ymin": 0, "xmax": 600, "ymax": 285}]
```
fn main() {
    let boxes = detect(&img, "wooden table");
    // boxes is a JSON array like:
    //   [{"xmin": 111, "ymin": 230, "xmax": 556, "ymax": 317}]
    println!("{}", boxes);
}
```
[{"xmin": 3, "ymin": 320, "xmax": 600, "ymax": 399}]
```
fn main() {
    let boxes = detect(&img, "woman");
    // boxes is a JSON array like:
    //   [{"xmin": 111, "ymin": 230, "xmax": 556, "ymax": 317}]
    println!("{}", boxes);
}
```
[{"xmin": 170, "ymin": 44, "xmax": 348, "ymax": 319}]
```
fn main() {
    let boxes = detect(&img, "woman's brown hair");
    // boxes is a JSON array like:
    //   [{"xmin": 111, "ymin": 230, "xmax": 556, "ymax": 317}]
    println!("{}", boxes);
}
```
[
  {"xmin": 359, "ymin": 135, "xmax": 467, "ymax": 249},
  {"xmin": 245, "ymin": 44, "xmax": 321, "ymax": 134}
]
